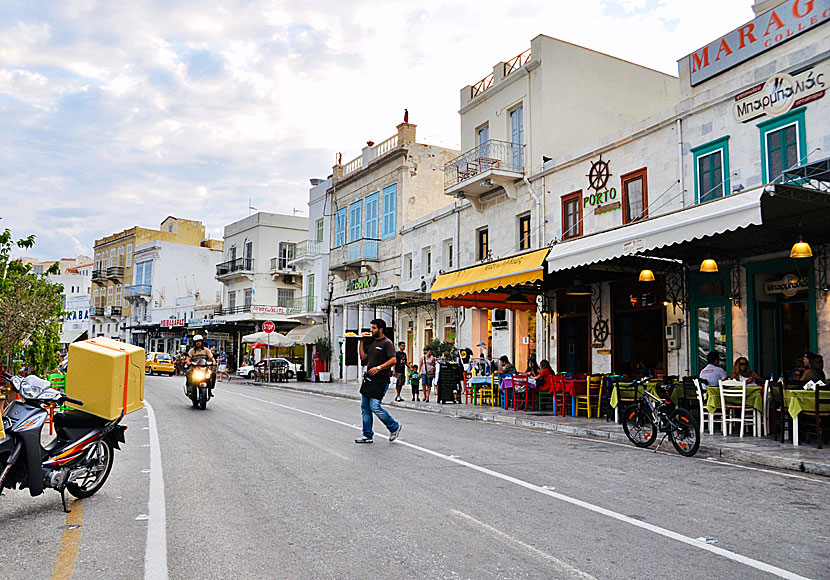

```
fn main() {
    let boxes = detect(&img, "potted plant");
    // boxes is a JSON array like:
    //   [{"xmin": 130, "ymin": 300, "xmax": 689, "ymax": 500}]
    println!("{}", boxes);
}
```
[{"xmin": 315, "ymin": 337, "xmax": 332, "ymax": 382}]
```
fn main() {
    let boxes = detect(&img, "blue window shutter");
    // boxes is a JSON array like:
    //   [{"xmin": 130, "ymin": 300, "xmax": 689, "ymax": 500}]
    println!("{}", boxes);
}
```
[
  {"xmin": 348, "ymin": 200, "xmax": 362, "ymax": 243},
  {"xmin": 365, "ymin": 192, "xmax": 379, "ymax": 239},
  {"xmin": 335, "ymin": 208, "xmax": 347, "ymax": 247},
  {"xmin": 382, "ymin": 184, "xmax": 397, "ymax": 239}
]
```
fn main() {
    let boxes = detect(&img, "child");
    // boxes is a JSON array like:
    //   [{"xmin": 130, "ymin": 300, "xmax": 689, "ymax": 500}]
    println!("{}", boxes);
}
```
[{"xmin": 409, "ymin": 364, "xmax": 421, "ymax": 402}]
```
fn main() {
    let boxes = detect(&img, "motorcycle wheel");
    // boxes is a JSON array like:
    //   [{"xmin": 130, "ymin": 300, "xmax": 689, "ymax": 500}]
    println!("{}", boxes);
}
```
[
  {"xmin": 199, "ymin": 388, "xmax": 207, "ymax": 410},
  {"xmin": 622, "ymin": 404, "xmax": 657, "ymax": 448},
  {"xmin": 66, "ymin": 440, "xmax": 114, "ymax": 499},
  {"xmin": 668, "ymin": 408, "xmax": 701, "ymax": 457}
]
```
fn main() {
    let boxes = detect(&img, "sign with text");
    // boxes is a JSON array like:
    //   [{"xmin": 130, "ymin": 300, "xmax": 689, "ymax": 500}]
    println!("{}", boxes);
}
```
[
  {"xmin": 252, "ymin": 305, "xmax": 287, "ymax": 315},
  {"xmin": 688, "ymin": 0, "xmax": 829, "ymax": 86},
  {"xmin": 262, "ymin": 321, "xmax": 276, "ymax": 333},
  {"xmin": 734, "ymin": 61, "xmax": 828, "ymax": 122},
  {"xmin": 160, "ymin": 318, "xmax": 186, "ymax": 328},
  {"xmin": 764, "ymin": 273, "xmax": 808, "ymax": 297},
  {"xmin": 346, "ymin": 273, "xmax": 378, "ymax": 292}
]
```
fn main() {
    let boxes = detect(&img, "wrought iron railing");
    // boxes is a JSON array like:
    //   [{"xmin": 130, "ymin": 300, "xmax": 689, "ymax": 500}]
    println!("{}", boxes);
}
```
[
  {"xmin": 216, "ymin": 258, "xmax": 254, "ymax": 276},
  {"xmin": 91, "ymin": 307, "xmax": 105, "ymax": 316},
  {"xmin": 443, "ymin": 139, "xmax": 525, "ymax": 188},
  {"xmin": 215, "ymin": 304, "xmax": 252, "ymax": 316},
  {"xmin": 92, "ymin": 269, "xmax": 106, "ymax": 281},
  {"xmin": 471, "ymin": 73, "xmax": 494, "ymax": 98}
]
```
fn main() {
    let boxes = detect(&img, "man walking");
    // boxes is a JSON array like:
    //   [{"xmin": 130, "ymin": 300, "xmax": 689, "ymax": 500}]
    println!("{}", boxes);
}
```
[
  {"xmin": 394, "ymin": 341, "xmax": 408, "ymax": 402},
  {"xmin": 355, "ymin": 319, "xmax": 402, "ymax": 444}
]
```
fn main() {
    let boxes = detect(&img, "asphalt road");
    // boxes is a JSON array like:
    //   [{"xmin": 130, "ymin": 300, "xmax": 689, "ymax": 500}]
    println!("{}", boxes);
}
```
[{"xmin": 2, "ymin": 374, "xmax": 829, "ymax": 580}]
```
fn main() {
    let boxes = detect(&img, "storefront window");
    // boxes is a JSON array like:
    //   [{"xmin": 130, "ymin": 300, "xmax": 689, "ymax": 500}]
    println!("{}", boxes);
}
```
[{"xmin": 621, "ymin": 168, "xmax": 647, "ymax": 224}]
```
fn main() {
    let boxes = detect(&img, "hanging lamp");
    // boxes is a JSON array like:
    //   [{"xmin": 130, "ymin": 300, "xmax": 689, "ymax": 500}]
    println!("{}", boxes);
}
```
[
  {"xmin": 638, "ymin": 269, "xmax": 655, "ymax": 282},
  {"xmin": 700, "ymin": 259, "xmax": 718, "ymax": 273},
  {"xmin": 790, "ymin": 236, "xmax": 813, "ymax": 259},
  {"xmin": 505, "ymin": 292, "xmax": 531, "ymax": 304}
]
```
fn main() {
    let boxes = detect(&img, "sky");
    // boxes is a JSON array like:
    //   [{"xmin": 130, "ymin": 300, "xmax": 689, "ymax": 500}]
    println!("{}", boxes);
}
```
[{"xmin": 0, "ymin": 0, "xmax": 755, "ymax": 260}]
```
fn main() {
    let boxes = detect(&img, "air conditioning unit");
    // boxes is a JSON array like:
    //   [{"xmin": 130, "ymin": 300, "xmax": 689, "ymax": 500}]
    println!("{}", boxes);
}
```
[{"xmin": 284, "ymin": 274, "xmax": 295, "ymax": 284}]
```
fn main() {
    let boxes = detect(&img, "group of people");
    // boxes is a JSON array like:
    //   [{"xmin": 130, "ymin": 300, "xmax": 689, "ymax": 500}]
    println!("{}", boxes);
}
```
[
  {"xmin": 699, "ymin": 350, "xmax": 825, "ymax": 388},
  {"xmin": 392, "ymin": 343, "xmax": 436, "ymax": 403}
]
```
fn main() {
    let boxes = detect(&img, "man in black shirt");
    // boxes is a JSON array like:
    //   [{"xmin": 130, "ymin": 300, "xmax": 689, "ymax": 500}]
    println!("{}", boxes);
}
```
[
  {"xmin": 355, "ymin": 319, "xmax": 402, "ymax": 444},
  {"xmin": 394, "ymin": 341, "xmax": 408, "ymax": 402}
]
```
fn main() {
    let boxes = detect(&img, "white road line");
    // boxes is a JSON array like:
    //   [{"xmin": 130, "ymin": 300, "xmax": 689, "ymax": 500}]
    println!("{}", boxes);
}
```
[
  {"xmin": 220, "ymin": 388, "xmax": 812, "ymax": 580},
  {"xmin": 291, "ymin": 431, "xmax": 351, "ymax": 462},
  {"xmin": 450, "ymin": 509, "xmax": 597, "ymax": 580},
  {"xmin": 144, "ymin": 402, "xmax": 168, "ymax": 580}
]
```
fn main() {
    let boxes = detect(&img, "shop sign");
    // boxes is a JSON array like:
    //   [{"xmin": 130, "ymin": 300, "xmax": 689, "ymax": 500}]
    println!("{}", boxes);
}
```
[
  {"xmin": 584, "ymin": 188, "xmax": 621, "ymax": 215},
  {"xmin": 160, "ymin": 318, "xmax": 186, "ymax": 328},
  {"xmin": 623, "ymin": 239, "xmax": 645, "ymax": 255},
  {"xmin": 188, "ymin": 317, "xmax": 227, "ymax": 327},
  {"xmin": 252, "ymin": 305, "xmax": 287, "ymax": 315},
  {"xmin": 160, "ymin": 332, "xmax": 181, "ymax": 338},
  {"xmin": 346, "ymin": 273, "xmax": 378, "ymax": 292},
  {"xmin": 585, "ymin": 156, "xmax": 620, "ymax": 216},
  {"xmin": 188, "ymin": 318, "xmax": 203, "ymax": 327},
  {"xmin": 207, "ymin": 332, "xmax": 231, "ymax": 340},
  {"xmin": 764, "ymin": 273, "xmax": 808, "ymax": 297},
  {"xmin": 689, "ymin": 0, "xmax": 830, "ymax": 86},
  {"xmin": 733, "ymin": 62, "xmax": 828, "ymax": 122}
]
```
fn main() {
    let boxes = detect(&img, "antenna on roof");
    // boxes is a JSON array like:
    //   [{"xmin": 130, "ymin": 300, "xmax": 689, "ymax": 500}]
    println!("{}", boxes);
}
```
[{"xmin": 248, "ymin": 198, "xmax": 257, "ymax": 217}]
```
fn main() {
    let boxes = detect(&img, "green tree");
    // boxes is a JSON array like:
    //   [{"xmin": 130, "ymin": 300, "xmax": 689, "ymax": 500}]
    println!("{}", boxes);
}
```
[{"xmin": 0, "ymin": 229, "xmax": 64, "ymax": 371}]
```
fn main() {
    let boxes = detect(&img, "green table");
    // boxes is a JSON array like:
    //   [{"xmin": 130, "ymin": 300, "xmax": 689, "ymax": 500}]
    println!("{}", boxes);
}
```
[
  {"xmin": 784, "ymin": 389, "xmax": 830, "ymax": 446},
  {"xmin": 610, "ymin": 382, "xmax": 677, "ymax": 409},
  {"xmin": 705, "ymin": 385, "xmax": 763, "ymax": 414}
]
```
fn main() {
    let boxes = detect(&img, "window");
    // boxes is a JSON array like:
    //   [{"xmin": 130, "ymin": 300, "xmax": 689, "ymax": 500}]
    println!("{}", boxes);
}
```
[
  {"xmin": 759, "ymin": 108, "xmax": 806, "ymax": 183},
  {"xmin": 509, "ymin": 105, "xmax": 524, "ymax": 169},
  {"xmin": 404, "ymin": 253, "xmax": 413, "ymax": 280},
  {"xmin": 243, "ymin": 289, "xmax": 253, "ymax": 309},
  {"xmin": 228, "ymin": 290, "xmax": 236, "ymax": 311},
  {"xmin": 334, "ymin": 208, "xmax": 347, "ymax": 247},
  {"xmin": 422, "ymin": 247, "xmax": 432, "ymax": 275},
  {"xmin": 277, "ymin": 288, "xmax": 294, "ymax": 308},
  {"xmin": 443, "ymin": 239, "xmax": 454, "ymax": 269},
  {"xmin": 126, "ymin": 243, "xmax": 132, "ymax": 267},
  {"xmin": 307, "ymin": 274, "xmax": 315, "ymax": 303},
  {"xmin": 229, "ymin": 246, "xmax": 237, "ymax": 261},
  {"xmin": 115, "ymin": 284, "xmax": 122, "ymax": 306},
  {"xmin": 621, "ymin": 168, "xmax": 648, "ymax": 224},
  {"xmin": 278, "ymin": 242, "xmax": 295, "ymax": 270},
  {"xmin": 518, "ymin": 214, "xmax": 531, "ymax": 250},
  {"xmin": 692, "ymin": 136, "xmax": 730, "ymax": 204},
  {"xmin": 477, "ymin": 228, "xmax": 489, "ymax": 261},
  {"xmin": 365, "ymin": 192, "xmax": 379, "ymax": 240},
  {"xmin": 381, "ymin": 184, "xmax": 397, "ymax": 239},
  {"xmin": 316, "ymin": 219, "xmax": 324, "ymax": 243},
  {"xmin": 118, "ymin": 246, "xmax": 124, "ymax": 266},
  {"xmin": 348, "ymin": 199, "xmax": 362, "ymax": 243},
  {"xmin": 477, "ymin": 124, "xmax": 489, "ymax": 158},
  {"xmin": 107, "ymin": 286, "xmax": 113, "ymax": 306},
  {"xmin": 562, "ymin": 191, "xmax": 582, "ymax": 240},
  {"xmin": 135, "ymin": 260, "xmax": 152, "ymax": 287},
  {"xmin": 103, "ymin": 250, "xmax": 109, "ymax": 268},
  {"xmin": 93, "ymin": 288, "xmax": 99, "ymax": 306},
  {"xmin": 244, "ymin": 241, "xmax": 253, "ymax": 261}
]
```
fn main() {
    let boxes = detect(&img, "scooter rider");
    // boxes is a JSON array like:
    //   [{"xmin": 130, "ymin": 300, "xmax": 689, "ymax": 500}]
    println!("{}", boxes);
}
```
[{"xmin": 186, "ymin": 335, "xmax": 216, "ymax": 391}]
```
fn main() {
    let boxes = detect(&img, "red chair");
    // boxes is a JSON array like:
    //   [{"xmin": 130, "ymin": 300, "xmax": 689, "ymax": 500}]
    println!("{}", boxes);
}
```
[
  {"xmin": 512, "ymin": 374, "xmax": 530, "ymax": 411},
  {"xmin": 463, "ymin": 372, "xmax": 474, "ymax": 404},
  {"xmin": 552, "ymin": 374, "xmax": 570, "ymax": 416}
]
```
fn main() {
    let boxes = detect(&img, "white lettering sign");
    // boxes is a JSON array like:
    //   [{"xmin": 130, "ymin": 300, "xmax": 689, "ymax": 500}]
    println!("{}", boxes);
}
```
[{"xmin": 252, "ymin": 305, "xmax": 288, "ymax": 315}]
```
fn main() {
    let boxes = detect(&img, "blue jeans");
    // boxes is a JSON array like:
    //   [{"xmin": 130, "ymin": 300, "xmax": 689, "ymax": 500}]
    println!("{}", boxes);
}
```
[{"xmin": 361, "ymin": 385, "xmax": 399, "ymax": 439}]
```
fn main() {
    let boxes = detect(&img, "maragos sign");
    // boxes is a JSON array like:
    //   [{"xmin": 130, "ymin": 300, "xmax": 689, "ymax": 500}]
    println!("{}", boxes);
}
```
[
  {"xmin": 733, "ymin": 61, "xmax": 827, "ymax": 122},
  {"xmin": 688, "ymin": 0, "xmax": 829, "ymax": 86}
]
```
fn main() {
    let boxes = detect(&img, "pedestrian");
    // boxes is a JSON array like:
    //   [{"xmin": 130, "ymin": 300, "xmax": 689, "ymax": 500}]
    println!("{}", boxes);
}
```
[
  {"xmin": 394, "ymin": 341, "xmax": 408, "ymax": 402},
  {"xmin": 477, "ymin": 341, "xmax": 488, "ymax": 360},
  {"xmin": 217, "ymin": 348, "xmax": 231, "ymax": 382},
  {"xmin": 699, "ymin": 351, "xmax": 727, "ymax": 389},
  {"xmin": 354, "ymin": 319, "xmax": 402, "ymax": 444},
  {"xmin": 409, "ymin": 363, "xmax": 420, "ymax": 401},
  {"xmin": 420, "ymin": 347, "xmax": 436, "ymax": 403}
]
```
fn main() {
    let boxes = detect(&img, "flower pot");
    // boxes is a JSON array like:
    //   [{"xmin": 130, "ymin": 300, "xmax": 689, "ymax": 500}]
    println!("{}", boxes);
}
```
[{"xmin": 319, "ymin": 372, "xmax": 331, "ymax": 383}]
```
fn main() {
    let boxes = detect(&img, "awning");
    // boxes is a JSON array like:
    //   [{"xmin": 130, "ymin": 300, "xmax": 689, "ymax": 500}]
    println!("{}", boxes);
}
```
[
  {"xmin": 285, "ymin": 324, "xmax": 326, "ymax": 344},
  {"xmin": 60, "ymin": 329, "xmax": 87, "ymax": 344},
  {"xmin": 547, "ymin": 188, "xmax": 766, "ymax": 273},
  {"xmin": 432, "ymin": 248, "xmax": 550, "ymax": 300},
  {"xmin": 241, "ymin": 331, "xmax": 295, "ymax": 347},
  {"xmin": 332, "ymin": 287, "xmax": 429, "ymax": 307}
]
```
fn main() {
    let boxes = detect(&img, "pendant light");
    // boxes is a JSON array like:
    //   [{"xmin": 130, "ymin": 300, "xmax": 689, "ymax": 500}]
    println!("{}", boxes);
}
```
[
  {"xmin": 700, "ymin": 259, "xmax": 718, "ymax": 273},
  {"xmin": 790, "ymin": 236, "xmax": 813, "ymax": 259},
  {"xmin": 638, "ymin": 269, "xmax": 655, "ymax": 282},
  {"xmin": 505, "ymin": 292, "xmax": 530, "ymax": 304}
]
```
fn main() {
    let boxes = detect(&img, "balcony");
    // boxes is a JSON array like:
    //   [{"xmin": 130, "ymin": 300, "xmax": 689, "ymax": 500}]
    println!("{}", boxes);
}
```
[
  {"xmin": 92, "ymin": 269, "xmax": 106, "ymax": 282},
  {"xmin": 290, "ymin": 240, "xmax": 320, "ymax": 263},
  {"xmin": 107, "ymin": 265, "xmax": 124, "ymax": 279},
  {"xmin": 125, "ymin": 284, "xmax": 152, "ymax": 300},
  {"xmin": 330, "ymin": 238, "xmax": 380, "ymax": 272},
  {"xmin": 91, "ymin": 306, "xmax": 105, "ymax": 317},
  {"xmin": 215, "ymin": 304, "xmax": 252, "ymax": 316},
  {"xmin": 443, "ymin": 140, "xmax": 525, "ymax": 210},
  {"xmin": 270, "ymin": 257, "xmax": 296, "ymax": 274},
  {"xmin": 216, "ymin": 258, "xmax": 254, "ymax": 279},
  {"xmin": 107, "ymin": 305, "xmax": 122, "ymax": 316},
  {"xmin": 285, "ymin": 295, "xmax": 317, "ymax": 315}
]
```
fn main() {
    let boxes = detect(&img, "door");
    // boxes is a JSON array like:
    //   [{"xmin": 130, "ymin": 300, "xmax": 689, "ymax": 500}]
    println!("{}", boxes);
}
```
[
  {"xmin": 758, "ymin": 303, "xmax": 779, "ymax": 379},
  {"xmin": 559, "ymin": 317, "xmax": 589, "ymax": 374},
  {"xmin": 510, "ymin": 105, "xmax": 524, "ymax": 170},
  {"xmin": 696, "ymin": 305, "xmax": 727, "ymax": 373},
  {"xmin": 613, "ymin": 310, "xmax": 665, "ymax": 377}
]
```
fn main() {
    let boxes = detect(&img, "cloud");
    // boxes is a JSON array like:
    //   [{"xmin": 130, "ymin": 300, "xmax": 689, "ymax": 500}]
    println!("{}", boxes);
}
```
[{"xmin": 0, "ymin": 0, "xmax": 753, "ymax": 260}]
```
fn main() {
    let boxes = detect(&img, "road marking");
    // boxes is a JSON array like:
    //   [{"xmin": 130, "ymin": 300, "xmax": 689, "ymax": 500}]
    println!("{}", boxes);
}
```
[
  {"xmin": 291, "ymin": 431, "xmax": 351, "ymax": 462},
  {"xmin": 50, "ymin": 499, "xmax": 83, "ymax": 580},
  {"xmin": 450, "ymin": 509, "xmax": 597, "ymax": 580},
  {"xmin": 144, "ymin": 402, "xmax": 168, "ymax": 580},
  {"xmin": 220, "ymin": 388, "xmax": 812, "ymax": 580}
]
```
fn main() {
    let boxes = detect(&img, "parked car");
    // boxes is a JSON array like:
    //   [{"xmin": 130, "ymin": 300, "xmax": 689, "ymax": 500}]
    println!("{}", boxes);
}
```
[
  {"xmin": 145, "ymin": 352, "xmax": 175, "ymax": 376},
  {"xmin": 236, "ymin": 357, "xmax": 300, "ymax": 379}
]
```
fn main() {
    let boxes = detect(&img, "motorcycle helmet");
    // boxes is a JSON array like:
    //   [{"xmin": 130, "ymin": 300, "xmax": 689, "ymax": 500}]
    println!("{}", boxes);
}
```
[{"xmin": 193, "ymin": 334, "xmax": 204, "ymax": 343}]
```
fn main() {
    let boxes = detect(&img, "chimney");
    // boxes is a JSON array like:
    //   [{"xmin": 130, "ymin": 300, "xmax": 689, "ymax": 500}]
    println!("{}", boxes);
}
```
[{"xmin": 396, "ymin": 122, "xmax": 417, "ymax": 145}]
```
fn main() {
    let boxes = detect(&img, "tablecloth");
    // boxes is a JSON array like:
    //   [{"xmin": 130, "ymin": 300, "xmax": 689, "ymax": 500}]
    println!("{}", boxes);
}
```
[
  {"xmin": 785, "ymin": 389, "xmax": 830, "ymax": 418},
  {"xmin": 705, "ymin": 385, "xmax": 763, "ymax": 414}
]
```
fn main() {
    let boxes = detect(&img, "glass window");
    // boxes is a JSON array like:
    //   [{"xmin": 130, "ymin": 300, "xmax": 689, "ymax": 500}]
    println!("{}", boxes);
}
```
[
  {"xmin": 698, "ymin": 151, "xmax": 723, "ymax": 202},
  {"xmin": 477, "ymin": 228, "xmax": 489, "ymax": 261},
  {"xmin": 365, "ymin": 192, "xmax": 379, "ymax": 240},
  {"xmin": 382, "ymin": 184, "xmax": 397, "ymax": 239},
  {"xmin": 115, "ymin": 284, "xmax": 122, "ymax": 306},
  {"xmin": 316, "ymin": 218, "xmax": 324, "ymax": 243},
  {"xmin": 518, "ymin": 214, "xmax": 531, "ymax": 250},
  {"xmin": 621, "ymin": 169, "xmax": 647, "ymax": 224},
  {"xmin": 562, "ymin": 191, "xmax": 582, "ymax": 240},
  {"xmin": 334, "ymin": 208, "xmax": 347, "ymax": 248},
  {"xmin": 228, "ymin": 291, "xmax": 236, "ymax": 310},
  {"xmin": 478, "ymin": 124, "xmax": 489, "ymax": 158},
  {"xmin": 243, "ymin": 289, "xmax": 253, "ymax": 308},
  {"xmin": 277, "ymin": 288, "xmax": 294, "ymax": 308},
  {"xmin": 348, "ymin": 200, "xmax": 362, "ymax": 243},
  {"xmin": 510, "ymin": 105, "xmax": 524, "ymax": 170},
  {"xmin": 766, "ymin": 123, "xmax": 798, "ymax": 182},
  {"xmin": 307, "ymin": 274, "xmax": 315, "ymax": 300},
  {"xmin": 422, "ymin": 248, "xmax": 431, "ymax": 275},
  {"xmin": 404, "ymin": 253, "xmax": 413, "ymax": 280},
  {"xmin": 126, "ymin": 243, "xmax": 132, "ymax": 267},
  {"xmin": 107, "ymin": 286, "xmax": 113, "ymax": 306},
  {"xmin": 443, "ymin": 239, "xmax": 453, "ymax": 269},
  {"xmin": 278, "ymin": 243, "xmax": 295, "ymax": 270}
]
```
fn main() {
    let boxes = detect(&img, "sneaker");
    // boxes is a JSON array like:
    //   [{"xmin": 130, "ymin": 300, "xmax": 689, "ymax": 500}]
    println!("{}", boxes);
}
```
[
  {"xmin": 389, "ymin": 424, "xmax": 402, "ymax": 442},
  {"xmin": 354, "ymin": 437, "xmax": 373, "ymax": 444}
]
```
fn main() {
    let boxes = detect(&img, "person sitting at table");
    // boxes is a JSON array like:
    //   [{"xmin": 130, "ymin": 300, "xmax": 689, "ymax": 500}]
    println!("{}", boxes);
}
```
[
  {"xmin": 699, "ymin": 351, "xmax": 727, "ymax": 389},
  {"xmin": 526, "ymin": 354, "xmax": 540, "ymax": 376},
  {"xmin": 730, "ymin": 357, "xmax": 761, "ymax": 385},
  {"xmin": 797, "ymin": 352, "xmax": 818, "ymax": 381},
  {"xmin": 802, "ymin": 354, "xmax": 825, "ymax": 383},
  {"xmin": 530, "ymin": 360, "xmax": 554, "ymax": 391},
  {"xmin": 498, "ymin": 355, "xmax": 515, "ymax": 374}
]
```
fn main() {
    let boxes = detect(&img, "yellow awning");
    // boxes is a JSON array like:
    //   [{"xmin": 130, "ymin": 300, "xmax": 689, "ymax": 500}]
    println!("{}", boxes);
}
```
[{"xmin": 431, "ymin": 248, "xmax": 550, "ymax": 300}]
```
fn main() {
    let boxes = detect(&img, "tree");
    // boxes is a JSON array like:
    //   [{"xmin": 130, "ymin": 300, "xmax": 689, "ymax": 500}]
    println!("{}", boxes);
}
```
[{"xmin": 0, "ymin": 229, "xmax": 64, "ymax": 371}]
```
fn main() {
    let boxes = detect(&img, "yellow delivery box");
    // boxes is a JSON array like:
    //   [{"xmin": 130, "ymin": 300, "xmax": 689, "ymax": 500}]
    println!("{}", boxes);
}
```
[{"xmin": 66, "ymin": 337, "xmax": 145, "ymax": 420}]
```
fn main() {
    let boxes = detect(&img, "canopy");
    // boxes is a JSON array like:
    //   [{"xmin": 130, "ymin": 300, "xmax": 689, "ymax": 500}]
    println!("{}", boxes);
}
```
[
  {"xmin": 431, "ymin": 248, "xmax": 549, "ymax": 306},
  {"xmin": 59, "ymin": 329, "xmax": 87, "ymax": 344},
  {"xmin": 241, "ymin": 331, "xmax": 295, "ymax": 347},
  {"xmin": 285, "ymin": 324, "xmax": 326, "ymax": 344}
]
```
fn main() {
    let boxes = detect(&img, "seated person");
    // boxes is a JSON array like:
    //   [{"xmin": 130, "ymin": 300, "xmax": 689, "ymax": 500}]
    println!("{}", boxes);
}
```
[
  {"xmin": 730, "ymin": 357, "xmax": 761, "ymax": 385},
  {"xmin": 802, "ymin": 354, "xmax": 825, "ymax": 383},
  {"xmin": 498, "ymin": 355, "xmax": 516, "ymax": 374},
  {"xmin": 699, "ymin": 351, "xmax": 726, "ymax": 388},
  {"xmin": 531, "ymin": 360, "xmax": 554, "ymax": 391},
  {"xmin": 797, "ymin": 352, "xmax": 818, "ymax": 381}
]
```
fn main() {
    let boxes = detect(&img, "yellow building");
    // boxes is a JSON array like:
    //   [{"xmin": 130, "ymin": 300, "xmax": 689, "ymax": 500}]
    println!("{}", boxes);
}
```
[{"xmin": 91, "ymin": 217, "xmax": 213, "ymax": 341}]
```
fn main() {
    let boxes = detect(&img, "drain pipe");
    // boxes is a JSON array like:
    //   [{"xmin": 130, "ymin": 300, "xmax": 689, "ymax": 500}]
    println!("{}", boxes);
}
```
[{"xmin": 677, "ymin": 118, "xmax": 685, "ymax": 209}]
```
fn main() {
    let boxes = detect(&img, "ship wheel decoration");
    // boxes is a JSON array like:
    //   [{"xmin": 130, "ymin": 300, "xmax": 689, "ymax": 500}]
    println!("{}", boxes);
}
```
[
  {"xmin": 587, "ymin": 155, "xmax": 611, "ymax": 192},
  {"xmin": 593, "ymin": 318, "xmax": 609, "ymax": 345}
]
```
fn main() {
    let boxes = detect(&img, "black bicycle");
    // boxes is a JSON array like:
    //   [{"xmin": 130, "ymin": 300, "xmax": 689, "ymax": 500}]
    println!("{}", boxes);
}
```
[{"xmin": 622, "ymin": 380, "xmax": 700, "ymax": 456}]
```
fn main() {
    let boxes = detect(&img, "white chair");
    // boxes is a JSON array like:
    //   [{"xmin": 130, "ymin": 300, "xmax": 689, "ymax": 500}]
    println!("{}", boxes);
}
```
[
  {"xmin": 719, "ymin": 379, "xmax": 756, "ymax": 437},
  {"xmin": 694, "ymin": 378, "xmax": 721, "ymax": 435},
  {"xmin": 762, "ymin": 379, "xmax": 773, "ymax": 437}
]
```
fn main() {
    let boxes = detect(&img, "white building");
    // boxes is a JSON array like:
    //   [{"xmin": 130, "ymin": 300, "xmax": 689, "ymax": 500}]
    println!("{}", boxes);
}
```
[{"xmin": 44, "ymin": 256, "xmax": 93, "ymax": 346}]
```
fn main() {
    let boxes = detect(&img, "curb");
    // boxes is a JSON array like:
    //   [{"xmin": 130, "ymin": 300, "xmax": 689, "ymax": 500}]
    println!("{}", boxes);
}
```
[{"xmin": 240, "ymin": 380, "xmax": 830, "ymax": 478}]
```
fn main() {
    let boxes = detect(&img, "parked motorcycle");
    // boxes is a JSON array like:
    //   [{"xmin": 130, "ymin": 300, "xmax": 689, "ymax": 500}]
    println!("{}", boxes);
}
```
[
  {"xmin": 184, "ymin": 358, "xmax": 214, "ymax": 410},
  {"xmin": 0, "ymin": 372, "xmax": 127, "ymax": 512}
]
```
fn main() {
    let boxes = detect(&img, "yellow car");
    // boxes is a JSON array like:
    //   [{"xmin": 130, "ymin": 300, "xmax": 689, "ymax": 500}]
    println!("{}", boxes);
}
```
[{"xmin": 145, "ymin": 352, "xmax": 175, "ymax": 376}]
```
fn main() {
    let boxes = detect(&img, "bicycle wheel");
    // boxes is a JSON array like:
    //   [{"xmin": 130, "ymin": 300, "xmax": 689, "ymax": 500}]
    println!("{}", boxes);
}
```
[
  {"xmin": 668, "ymin": 408, "xmax": 700, "ymax": 457},
  {"xmin": 622, "ymin": 404, "xmax": 657, "ymax": 448}
]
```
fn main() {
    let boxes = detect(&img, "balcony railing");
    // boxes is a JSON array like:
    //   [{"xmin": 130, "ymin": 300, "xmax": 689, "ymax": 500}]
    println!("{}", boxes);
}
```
[
  {"xmin": 92, "ymin": 269, "xmax": 106, "ymax": 281},
  {"xmin": 270, "ymin": 257, "xmax": 296, "ymax": 273},
  {"xmin": 286, "ymin": 295, "xmax": 317, "ymax": 314},
  {"xmin": 292, "ymin": 240, "xmax": 320, "ymax": 260},
  {"xmin": 215, "ymin": 304, "xmax": 252, "ymax": 316},
  {"xmin": 107, "ymin": 265, "xmax": 124, "ymax": 279},
  {"xmin": 443, "ymin": 139, "xmax": 525, "ymax": 189},
  {"xmin": 108, "ymin": 306, "xmax": 122, "ymax": 316},
  {"xmin": 91, "ymin": 306, "xmax": 105, "ymax": 316},
  {"xmin": 216, "ymin": 258, "xmax": 254, "ymax": 276},
  {"xmin": 125, "ymin": 284, "xmax": 152, "ymax": 298},
  {"xmin": 331, "ymin": 238, "xmax": 380, "ymax": 269}
]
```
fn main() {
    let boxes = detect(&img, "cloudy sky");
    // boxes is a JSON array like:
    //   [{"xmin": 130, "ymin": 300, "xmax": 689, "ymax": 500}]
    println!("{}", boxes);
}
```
[{"xmin": 1, "ymin": 0, "xmax": 754, "ymax": 260}]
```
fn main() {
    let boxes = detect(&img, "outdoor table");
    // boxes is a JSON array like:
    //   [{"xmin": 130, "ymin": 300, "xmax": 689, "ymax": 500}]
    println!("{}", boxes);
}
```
[
  {"xmin": 704, "ymin": 384, "xmax": 764, "ymax": 436},
  {"xmin": 784, "ymin": 389, "xmax": 830, "ymax": 446},
  {"xmin": 468, "ymin": 376, "xmax": 492, "ymax": 405},
  {"xmin": 554, "ymin": 379, "xmax": 586, "ymax": 417},
  {"xmin": 500, "ymin": 376, "xmax": 537, "ymax": 409}
]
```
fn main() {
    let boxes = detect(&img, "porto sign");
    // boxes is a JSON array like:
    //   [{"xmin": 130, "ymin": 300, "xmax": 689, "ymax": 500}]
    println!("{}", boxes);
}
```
[
  {"xmin": 346, "ymin": 273, "xmax": 378, "ymax": 292},
  {"xmin": 584, "ymin": 187, "xmax": 621, "ymax": 215}
]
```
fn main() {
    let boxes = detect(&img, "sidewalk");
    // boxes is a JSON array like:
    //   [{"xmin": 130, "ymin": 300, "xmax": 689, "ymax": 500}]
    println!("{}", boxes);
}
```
[{"xmin": 236, "ymin": 378, "xmax": 830, "ymax": 477}]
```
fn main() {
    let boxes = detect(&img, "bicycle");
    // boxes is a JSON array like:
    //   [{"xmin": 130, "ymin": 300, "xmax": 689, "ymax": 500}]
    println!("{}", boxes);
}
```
[{"xmin": 622, "ymin": 380, "xmax": 700, "ymax": 456}]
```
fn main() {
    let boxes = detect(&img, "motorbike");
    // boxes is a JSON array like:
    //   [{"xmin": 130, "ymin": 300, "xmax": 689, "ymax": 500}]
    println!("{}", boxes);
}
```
[
  {"xmin": 184, "ymin": 358, "xmax": 214, "ymax": 410},
  {"xmin": 0, "ymin": 372, "xmax": 127, "ymax": 512}
]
